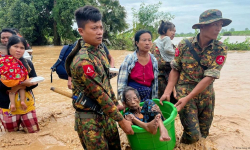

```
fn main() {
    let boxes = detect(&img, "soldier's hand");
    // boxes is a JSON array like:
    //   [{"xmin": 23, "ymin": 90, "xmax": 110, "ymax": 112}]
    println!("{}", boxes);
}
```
[
  {"xmin": 159, "ymin": 93, "xmax": 170, "ymax": 105},
  {"xmin": 118, "ymin": 118, "xmax": 134, "ymax": 135},
  {"xmin": 174, "ymin": 97, "xmax": 188, "ymax": 112}
]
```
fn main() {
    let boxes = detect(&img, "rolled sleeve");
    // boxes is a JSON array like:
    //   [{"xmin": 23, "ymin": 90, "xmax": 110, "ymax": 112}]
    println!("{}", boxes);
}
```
[{"xmin": 204, "ymin": 45, "xmax": 227, "ymax": 79}]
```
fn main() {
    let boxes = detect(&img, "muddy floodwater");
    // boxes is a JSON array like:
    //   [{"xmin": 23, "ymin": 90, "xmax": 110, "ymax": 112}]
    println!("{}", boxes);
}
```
[{"xmin": 1, "ymin": 46, "xmax": 250, "ymax": 150}]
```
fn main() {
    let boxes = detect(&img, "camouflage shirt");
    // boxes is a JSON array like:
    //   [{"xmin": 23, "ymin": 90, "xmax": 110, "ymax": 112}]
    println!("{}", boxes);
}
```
[
  {"xmin": 171, "ymin": 34, "xmax": 227, "ymax": 85},
  {"xmin": 65, "ymin": 39, "xmax": 123, "ymax": 122}
]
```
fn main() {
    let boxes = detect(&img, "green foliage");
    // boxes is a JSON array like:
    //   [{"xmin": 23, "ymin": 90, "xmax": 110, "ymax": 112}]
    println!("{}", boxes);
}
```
[
  {"xmin": 0, "ymin": 0, "xmax": 127, "ymax": 45},
  {"xmin": 111, "ymin": 2, "xmax": 174, "ymax": 50},
  {"xmin": 223, "ymin": 32, "xmax": 232, "ymax": 36},
  {"xmin": 132, "ymin": 2, "xmax": 174, "ymax": 39},
  {"xmin": 223, "ymin": 37, "xmax": 250, "ymax": 50}
]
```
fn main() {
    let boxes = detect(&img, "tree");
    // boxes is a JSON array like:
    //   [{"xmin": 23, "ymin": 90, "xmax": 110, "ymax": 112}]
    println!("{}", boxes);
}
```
[
  {"xmin": 132, "ymin": 2, "xmax": 174, "ymax": 39},
  {"xmin": 0, "ymin": 0, "xmax": 127, "ymax": 45},
  {"xmin": 245, "ymin": 28, "xmax": 249, "ymax": 31},
  {"xmin": 229, "ymin": 28, "xmax": 235, "ymax": 32}
]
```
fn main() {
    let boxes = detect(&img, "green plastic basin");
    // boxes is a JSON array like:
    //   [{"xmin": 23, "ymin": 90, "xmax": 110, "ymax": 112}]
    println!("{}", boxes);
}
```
[{"xmin": 121, "ymin": 99, "xmax": 177, "ymax": 150}]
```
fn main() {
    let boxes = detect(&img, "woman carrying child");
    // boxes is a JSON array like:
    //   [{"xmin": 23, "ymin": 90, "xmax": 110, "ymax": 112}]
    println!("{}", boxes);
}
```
[{"xmin": 0, "ymin": 35, "xmax": 39, "ymax": 133}]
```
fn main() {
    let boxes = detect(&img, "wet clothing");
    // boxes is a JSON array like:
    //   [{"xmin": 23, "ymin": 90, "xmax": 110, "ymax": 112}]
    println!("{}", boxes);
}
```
[
  {"xmin": 65, "ymin": 39, "xmax": 122, "ymax": 149},
  {"xmin": 0, "ymin": 55, "xmax": 28, "ymax": 87},
  {"xmin": 151, "ymin": 43, "xmax": 177, "ymax": 103},
  {"xmin": 172, "ymin": 34, "xmax": 227, "ymax": 144},
  {"xmin": 0, "ymin": 109, "xmax": 39, "ymax": 133},
  {"xmin": 75, "ymin": 112, "xmax": 121, "ymax": 150},
  {"xmin": 124, "ymin": 99, "xmax": 164, "ymax": 123},
  {"xmin": 154, "ymin": 36, "xmax": 175, "ymax": 62},
  {"xmin": 117, "ymin": 51, "xmax": 158, "ymax": 102}
]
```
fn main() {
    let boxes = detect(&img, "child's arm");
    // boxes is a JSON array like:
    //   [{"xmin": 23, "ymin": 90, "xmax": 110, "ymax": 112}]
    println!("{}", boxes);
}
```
[{"xmin": 163, "ymin": 37, "xmax": 175, "ymax": 55}]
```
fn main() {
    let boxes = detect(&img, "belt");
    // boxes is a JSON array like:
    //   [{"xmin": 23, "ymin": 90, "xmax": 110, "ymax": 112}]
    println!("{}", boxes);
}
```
[{"xmin": 75, "ymin": 111, "xmax": 100, "ymax": 119}]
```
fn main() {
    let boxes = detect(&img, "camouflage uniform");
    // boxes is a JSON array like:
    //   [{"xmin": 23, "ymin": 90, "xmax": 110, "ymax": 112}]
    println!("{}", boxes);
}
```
[
  {"xmin": 150, "ymin": 44, "xmax": 177, "ymax": 104},
  {"xmin": 172, "ymin": 35, "xmax": 227, "ymax": 144},
  {"xmin": 65, "ymin": 40, "xmax": 123, "ymax": 150}
]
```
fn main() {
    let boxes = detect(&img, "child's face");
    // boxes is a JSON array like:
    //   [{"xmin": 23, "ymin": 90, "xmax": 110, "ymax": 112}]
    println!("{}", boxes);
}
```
[{"xmin": 125, "ymin": 90, "xmax": 140, "ymax": 110}]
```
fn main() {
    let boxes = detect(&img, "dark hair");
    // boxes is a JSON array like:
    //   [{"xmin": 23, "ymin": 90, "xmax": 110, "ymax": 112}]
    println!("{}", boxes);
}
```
[
  {"xmin": 158, "ymin": 21, "xmax": 175, "ymax": 35},
  {"xmin": 134, "ymin": 29, "xmax": 152, "ymax": 49},
  {"xmin": 11, "ymin": 28, "xmax": 19, "ymax": 33},
  {"xmin": 0, "ymin": 28, "xmax": 16, "ymax": 36},
  {"xmin": 7, "ymin": 35, "xmax": 29, "ymax": 71},
  {"xmin": 7, "ymin": 35, "xmax": 28, "ymax": 54},
  {"xmin": 75, "ymin": 6, "xmax": 102, "ymax": 28},
  {"xmin": 122, "ymin": 86, "xmax": 140, "ymax": 103}
]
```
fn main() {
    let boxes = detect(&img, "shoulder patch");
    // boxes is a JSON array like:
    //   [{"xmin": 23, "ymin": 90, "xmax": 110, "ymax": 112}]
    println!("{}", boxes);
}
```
[
  {"xmin": 83, "ymin": 65, "xmax": 95, "ymax": 77},
  {"xmin": 216, "ymin": 55, "xmax": 225, "ymax": 65},
  {"xmin": 175, "ymin": 48, "xmax": 180, "ymax": 57}
]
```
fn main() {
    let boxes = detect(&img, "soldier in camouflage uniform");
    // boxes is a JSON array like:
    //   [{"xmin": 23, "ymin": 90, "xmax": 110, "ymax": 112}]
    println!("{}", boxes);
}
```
[
  {"xmin": 160, "ymin": 9, "xmax": 232, "ymax": 144},
  {"xmin": 65, "ymin": 6, "xmax": 133, "ymax": 150}
]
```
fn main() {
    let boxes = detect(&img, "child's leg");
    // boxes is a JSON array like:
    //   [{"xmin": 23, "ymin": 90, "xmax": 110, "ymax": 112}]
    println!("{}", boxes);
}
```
[
  {"xmin": 19, "ymin": 89, "xmax": 27, "ymax": 110},
  {"xmin": 158, "ymin": 117, "xmax": 171, "ymax": 141},
  {"xmin": 9, "ymin": 93, "xmax": 16, "ymax": 111}
]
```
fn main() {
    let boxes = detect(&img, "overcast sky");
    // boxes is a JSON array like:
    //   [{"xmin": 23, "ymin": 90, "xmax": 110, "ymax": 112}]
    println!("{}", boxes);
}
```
[{"xmin": 119, "ymin": 0, "xmax": 250, "ymax": 34}]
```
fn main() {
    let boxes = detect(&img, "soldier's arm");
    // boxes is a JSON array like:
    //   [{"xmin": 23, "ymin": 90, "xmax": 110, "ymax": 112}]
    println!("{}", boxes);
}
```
[{"xmin": 75, "ymin": 60, "xmax": 123, "ymax": 122}]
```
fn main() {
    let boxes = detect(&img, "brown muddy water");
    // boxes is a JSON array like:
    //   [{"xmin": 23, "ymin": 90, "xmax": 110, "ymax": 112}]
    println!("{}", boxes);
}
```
[{"xmin": 1, "ymin": 46, "xmax": 250, "ymax": 150}]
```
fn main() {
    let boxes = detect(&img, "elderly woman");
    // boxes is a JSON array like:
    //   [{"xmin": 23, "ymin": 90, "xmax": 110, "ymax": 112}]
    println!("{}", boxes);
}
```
[
  {"xmin": 0, "ymin": 35, "xmax": 39, "ymax": 133},
  {"xmin": 151, "ymin": 21, "xmax": 177, "ymax": 104},
  {"xmin": 117, "ymin": 30, "xmax": 158, "ymax": 102}
]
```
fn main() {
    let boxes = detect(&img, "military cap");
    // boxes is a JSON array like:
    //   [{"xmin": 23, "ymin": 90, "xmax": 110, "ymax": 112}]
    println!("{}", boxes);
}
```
[{"xmin": 192, "ymin": 9, "xmax": 232, "ymax": 29}]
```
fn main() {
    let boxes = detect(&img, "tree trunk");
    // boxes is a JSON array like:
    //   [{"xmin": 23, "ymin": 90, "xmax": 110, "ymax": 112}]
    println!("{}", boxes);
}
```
[
  {"xmin": 53, "ymin": 0, "xmax": 61, "ymax": 45},
  {"xmin": 53, "ymin": 20, "xmax": 61, "ymax": 45}
]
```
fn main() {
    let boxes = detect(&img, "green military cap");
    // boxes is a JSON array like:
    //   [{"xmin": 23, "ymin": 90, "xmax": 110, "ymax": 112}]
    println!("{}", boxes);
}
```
[{"xmin": 192, "ymin": 9, "xmax": 232, "ymax": 29}]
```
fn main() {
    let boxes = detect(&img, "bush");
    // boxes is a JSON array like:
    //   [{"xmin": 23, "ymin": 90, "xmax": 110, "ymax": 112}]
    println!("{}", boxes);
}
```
[
  {"xmin": 223, "ymin": 37, "xmax": 250, "ymax": 50},
  {"xmin": 223, "ymin": 32, "xmax": 232, "ymax": 36}
]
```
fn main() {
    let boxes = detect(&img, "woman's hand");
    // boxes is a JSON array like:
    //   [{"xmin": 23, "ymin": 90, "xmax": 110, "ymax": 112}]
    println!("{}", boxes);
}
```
[{"xmin": 21, "ymin": 78, "xmax": 38, "ymax": 87}]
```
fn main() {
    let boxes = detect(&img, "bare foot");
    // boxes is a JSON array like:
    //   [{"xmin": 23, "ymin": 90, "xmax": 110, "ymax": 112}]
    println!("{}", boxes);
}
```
[
  {"xmin": 145, "ymin": 114, "xmax": 161, "ymax": 134},
  {"xmin": 10, "ymin": 104, "xmax": 16, "ymax": 112},
  {"xmin": 21, "ymin": 101, "xmax": 27, "ymax": 110},
  {"xmin": 159, "ymin": 127, "xmax": 171, "ymax": 141}
]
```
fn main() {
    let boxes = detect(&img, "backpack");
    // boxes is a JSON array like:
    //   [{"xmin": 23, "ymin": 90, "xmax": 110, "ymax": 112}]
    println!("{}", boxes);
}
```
[{"xmin": 51, "ymin": 43, "xmax": 76, "ymax": 82}]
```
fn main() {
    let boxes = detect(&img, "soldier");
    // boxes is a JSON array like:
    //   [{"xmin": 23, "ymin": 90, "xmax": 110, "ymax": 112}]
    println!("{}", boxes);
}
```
[
  {"xmin": 160, "ymin": 9, "xmax": 232, "ymax": 144},
  {"xmin": 65, "ymin": 6, "xmax": 134, "ymax": 149}
]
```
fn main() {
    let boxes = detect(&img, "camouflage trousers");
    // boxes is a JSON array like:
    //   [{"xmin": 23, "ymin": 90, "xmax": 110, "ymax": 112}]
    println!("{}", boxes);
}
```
[
  {"xmin": 158, "ymin": 75, "xmax": 177, "ymax": 104},
  {"xmin": 177, "ymin": 84, "xmax": 215, "ymax": 144},
  {"xmin": 75, "ymin": 111, "xmax": 121, "ymax": 150}
]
